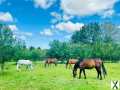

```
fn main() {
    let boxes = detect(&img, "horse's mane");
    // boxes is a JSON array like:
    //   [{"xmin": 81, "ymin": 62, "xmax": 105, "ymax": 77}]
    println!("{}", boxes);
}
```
[{"xmin": 73, "ymin": 58, "xmax": 84, "ymax": 70}]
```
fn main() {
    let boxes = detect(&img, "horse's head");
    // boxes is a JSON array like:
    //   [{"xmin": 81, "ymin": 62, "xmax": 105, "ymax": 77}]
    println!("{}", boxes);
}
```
[
  {"xmin": 73, "ymin": 68, "xmax": 77, "ymax": 78},
  {"xmin": 72, "ymin": 60, "xmax": 80, "ymax": 78}
]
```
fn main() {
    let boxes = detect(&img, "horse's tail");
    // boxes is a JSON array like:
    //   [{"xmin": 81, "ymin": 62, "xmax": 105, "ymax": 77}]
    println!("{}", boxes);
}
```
[{"xmin": 101, "ymin": 62, "xmax": 107, "ymax": 77}]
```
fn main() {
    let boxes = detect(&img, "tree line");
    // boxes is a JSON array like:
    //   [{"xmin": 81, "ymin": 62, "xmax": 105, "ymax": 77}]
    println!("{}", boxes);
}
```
[
  {"xmin": 0, "ymin": 23, "xmax": 46, "ymax": 71},
  {"xmin": 0, "ymin": 22, "xmax": 120, "ymax": 71},
  {"xmin": 47, "ymin": 22, "xmax": 120, "ymax": 61}
]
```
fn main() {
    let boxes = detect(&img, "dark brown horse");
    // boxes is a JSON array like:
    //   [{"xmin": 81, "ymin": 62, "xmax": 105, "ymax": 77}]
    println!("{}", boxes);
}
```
[
  {"xmin": 66, "ymin": 59, "xmax": 78, "ymax": 69},
  {"xmin": 45, "ymin": 58, "xmax": 57, "ymax": 67},
  {"xmin": 73, "ymin": 58, "xmax": 107, "ymax": 80}
]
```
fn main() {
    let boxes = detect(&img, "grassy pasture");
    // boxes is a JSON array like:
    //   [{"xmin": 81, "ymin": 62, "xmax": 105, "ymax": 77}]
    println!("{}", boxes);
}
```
[{"xmin": 0, "ymin": 62, "xmax": 120, "ymax": 90}]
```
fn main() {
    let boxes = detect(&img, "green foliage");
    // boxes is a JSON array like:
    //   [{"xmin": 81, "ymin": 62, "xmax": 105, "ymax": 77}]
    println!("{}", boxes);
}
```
[
  {"xmin": 0, "ymin": 23, "xmax": 46, "ymax": 71},
  {"xmin": 71, "ymin": 23, "xmax": 103, "ymax": 44},
  {"xmin": 47, "ymin": 22, "xmax": 120, "ymax": 61},
  {"xmin": 100, "ymin": 22, "xmax": 117, "ymax": 43},
  {"xmin": 0, "ymin": 23, "xmax": 16, "ymax": 70},
  {"xmin": 13, "ymin": 45, "xmax": 46, "ymax": 61},
  {"xmin": 28, "ymin": 48, "xmax": 46, "ymax": 61},
  {"xmin": 1, "ymin": 22, "xmax": 120, "ymax": 71},
  {"xmin": 47, "ymin": 40, "xmax": 70, "ymax": 60}
]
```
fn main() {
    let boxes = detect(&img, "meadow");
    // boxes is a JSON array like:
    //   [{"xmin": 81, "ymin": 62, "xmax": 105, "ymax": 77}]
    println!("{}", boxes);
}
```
[{"xmin": 0, "ymin": 62, "xmax": 120, "ymax": 90}]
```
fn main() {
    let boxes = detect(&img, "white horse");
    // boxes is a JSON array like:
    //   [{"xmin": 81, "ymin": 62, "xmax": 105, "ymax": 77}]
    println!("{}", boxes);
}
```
[{"xmin": 17, "ymin": 60, "xmax": 33, "ymax": 71}]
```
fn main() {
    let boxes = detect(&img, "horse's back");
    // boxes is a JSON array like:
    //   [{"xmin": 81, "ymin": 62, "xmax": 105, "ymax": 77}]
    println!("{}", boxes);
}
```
[
  {"xmin": 80, "ymin": 59, "xmax": 96, "ymax": 68},
  {"xmin": 46, "ymin": 58, "xmax": 57, "ymax": 63},
  {"xmin": 69, "ymin": 59, "xmax": 78, "ymax": 64},
  {"xmin": 80, "ymin": 58, "xmax": 102, "ymax": 68},
  {"xmin": 17, "ymin": 60, "xmax": 32, "ymax": 64}
]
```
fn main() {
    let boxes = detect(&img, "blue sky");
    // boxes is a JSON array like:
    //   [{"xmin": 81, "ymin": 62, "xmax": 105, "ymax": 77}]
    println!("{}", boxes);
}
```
[{"xmin": 0, "ymin": 0, "xmax": 120, "ymax": 49}]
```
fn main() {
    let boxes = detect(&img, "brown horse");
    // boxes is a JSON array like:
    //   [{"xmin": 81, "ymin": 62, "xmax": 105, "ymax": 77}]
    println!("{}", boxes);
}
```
[
  {"xmin": 66, "ymin": 59, "xmax": 78, "ymax": 69},
  {"xmin": 45, "ymin": 58, "xmax": 57, "ymax": 67},
  {"xmin": 73, "ymin": 58, "xmax": 107, "ymax": 80}
]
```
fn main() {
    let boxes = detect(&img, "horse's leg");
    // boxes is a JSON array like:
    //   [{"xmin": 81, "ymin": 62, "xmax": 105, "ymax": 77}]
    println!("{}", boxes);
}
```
[
  {"xmin": 79, "ymin": 69, "xmax": 82, "ymax": 79},
  {"xmin": 95, "ymin": 67, "xmax": 99, "ymax": 79},
  {"xmin": 30, "ymin": 64, "xmax": 33, "ymax": 70},
  {"xmin": 71, "ymin": 64, "xmax": 72, "ymax": 69},
  {"xmin": 54, "ymin": 63, "xmax": 56, "ymax": 67},
  {"xmin": 55, "ymin": 63, "xmax": 57, "ymax": 67},
  {"xmin": 27, "ymin": 65, "xmax": 30, "ymax": 70},
  {"xmin": 83, "ymin": 69, "xmax": 86, "ymax": 79},
  {"xmin": 17, "ymin": 64, "xmax": 19, "ymax": 71},
  {"xmin": 70, "ymin": 64, "xmax": 72, "ymax": 69},
  {"xmin": 44, "ymin": 63, "xmax": 46, "ymax": 68},
  {"xmin": 98, "ymin": 67, "xmax": 102, "ymax": 80},
  {"xmin": 26, "ymin": 65, "xmax": 29, "ymax": 70},
  {"xmin": 69, "ymin": 64, "xmax": 70, "ymax": 69},
  {"xmin": 48, "ymin": 63, "xmax": 50, "ymax": 67},
  {"xmin": 47, "ymin": 63, "xmax": 48, "ymax": 67},
  {"xmin": 66, "ymin": 63, "xmax": 68, "ymax": 69},
  {"xmin": 69, "ymin": 64, "xmax": 72, "ymax": 69}
]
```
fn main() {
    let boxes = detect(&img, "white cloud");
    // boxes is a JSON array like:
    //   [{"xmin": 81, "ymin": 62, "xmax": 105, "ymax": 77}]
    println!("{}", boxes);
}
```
[
  {"xmin": 50, "ymin": 12, "xmax": 74, "ymax": 23},
  {"xmin": 51, "ymin": 12, "xmax": 62, "ymax": 21},
  {"xmin": 63, "ymin": 14, "xmax": 73, "ymax": 21},
  {"xmin": 12, "ymin": 28, "xmax": 33, "ymax": 40},
  {"xmin": 50, "ymin": 12, "xmax": 62, "ymax": 23},
  {"xmin": 61, "ymin": 0, "xmax": 117, "ymax": 16},
  {"xmin": 40, "ymin": 28, "xmax": 53, "ymax": 36},
  {"xmin": 102, "ymin": 9, "xmax": 114, "ymax": 18},
  {"xmin": 55, "ymin": 21, "xmax": 84, "ymax": 32},
  {"xmin": 8, "ymin": 25, "xmax": 18, "ymax": 31},
  {"xmin": 0, "ymin": 12, "xmax": 13, "ymax": 22},
  {"xmin": 7, "ymin": 24, "xmax": 33, "ymax": 40},
  {"xmin": 33, "ymin": 0, "xmax": 56, "ymax": 9},
  {"xmin": 14, "ymin": 31, "xmax": 33, "ymax": 40}
]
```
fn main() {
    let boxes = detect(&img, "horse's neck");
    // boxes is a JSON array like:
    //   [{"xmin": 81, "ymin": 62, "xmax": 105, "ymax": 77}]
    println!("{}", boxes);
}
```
[
  {"xmin": 66, "ymin": 60, "xmax": 69, "ymax": 64},
  {"xmin": 74, "ymin": 62, "xmax": 79, "ymax": 69}
]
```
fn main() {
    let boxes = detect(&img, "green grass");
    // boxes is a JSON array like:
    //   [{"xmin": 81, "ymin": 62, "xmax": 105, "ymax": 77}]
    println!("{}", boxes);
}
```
[{"xmin": 0, "ymin": 62, "xmax": 120, "ymax": 90}]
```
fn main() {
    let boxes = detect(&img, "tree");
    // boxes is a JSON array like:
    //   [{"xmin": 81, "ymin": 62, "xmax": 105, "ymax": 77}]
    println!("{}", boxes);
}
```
[
  {"xmin": 100, "ymin": 22, "xmax": 117, "ymax": 43},
  {"xmin": 29, "ymin": 48, "xmax": 46, "ymax": 61},
  {"xmin": 47, "ymin": 40, "xmax": 70, "ymax": 61},
  {"xmin": 0, "ymin": 23, "xmax": 16, "ymax": 71},
  {"xmin": 71, "ymin": 23, "xmax": 103, "ymax": 44}
]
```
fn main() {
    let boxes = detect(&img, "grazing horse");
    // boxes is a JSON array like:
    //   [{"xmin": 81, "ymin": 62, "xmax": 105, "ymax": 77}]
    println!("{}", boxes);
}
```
[
  {"xmin": 66, "ymin": 59, "xmax": 78, "ymax": 69},
  {"xmin": 17, "ymin": 60, "xmax": 33, "ymax": 71},
  {"xmin": 44, "ymin": 58, "xmax": 57, "ymax": 67},
  {"xmin": 73, "ymin": 58, "xmax": 107, "ymax": 80}
]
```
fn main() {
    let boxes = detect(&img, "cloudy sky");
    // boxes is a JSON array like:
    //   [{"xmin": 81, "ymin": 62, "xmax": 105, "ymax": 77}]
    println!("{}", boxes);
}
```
[{"xmin": 0, "ymin": 0, "xmax": 120, "ymax": 48}]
